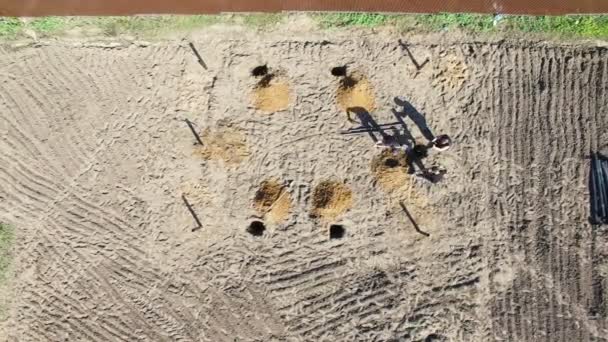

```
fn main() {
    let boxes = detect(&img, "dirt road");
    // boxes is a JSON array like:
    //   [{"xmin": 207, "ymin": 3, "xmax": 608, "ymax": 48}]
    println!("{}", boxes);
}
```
[{"xmin": 0, "ymin": 27, "xmax": 607, "ymax": 341}]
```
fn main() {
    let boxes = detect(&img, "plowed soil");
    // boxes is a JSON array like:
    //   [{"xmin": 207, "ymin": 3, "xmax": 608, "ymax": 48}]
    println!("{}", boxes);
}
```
[{"xmin": 1, "ymin": 26, "xmax": 608, "ymax": 342}]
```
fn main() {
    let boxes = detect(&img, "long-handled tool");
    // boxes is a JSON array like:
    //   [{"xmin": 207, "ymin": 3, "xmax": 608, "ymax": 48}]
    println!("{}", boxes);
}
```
[
  {"xmin": 340, "ymin": 122, "xmax": 402, "ymax": 134},
  {"xmin": 184, "ymin": 119, "xmax": 204, "ymax": 145},
  {"xmin": 399, "ymin": 201, "xmax": 430, "ymax": 237},
  {"xmin": 182, "ymin": 194, "xmax": 203, "ymax": 231}
]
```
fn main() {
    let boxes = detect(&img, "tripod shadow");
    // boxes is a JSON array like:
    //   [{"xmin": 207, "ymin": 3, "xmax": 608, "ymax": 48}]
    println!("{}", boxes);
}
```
[
  {"xmin": 386, "ymin": 126, "xmax": 413, "ymax": 150},
  {"xmin": 346, "ymin": 107, "xmax": 387, "ymax": 143},
  {"xmin": 406, "ymin": 144, "xmax": 429, "ymax": 175},
  {"xmin": 393, "ymin": 97, "xmax": 435, "ymax": 142}
]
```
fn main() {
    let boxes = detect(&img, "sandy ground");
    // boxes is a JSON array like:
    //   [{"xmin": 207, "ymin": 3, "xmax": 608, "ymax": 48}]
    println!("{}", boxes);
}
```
[{"xmin": 1, "ymin": 22, "xmax": 608, "ymax": 341}]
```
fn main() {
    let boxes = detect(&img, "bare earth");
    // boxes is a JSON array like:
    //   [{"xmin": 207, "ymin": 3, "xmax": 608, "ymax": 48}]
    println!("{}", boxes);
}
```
[{"xmin": 1, "ymin": 25, "xmax": 608, "ymax": 341}]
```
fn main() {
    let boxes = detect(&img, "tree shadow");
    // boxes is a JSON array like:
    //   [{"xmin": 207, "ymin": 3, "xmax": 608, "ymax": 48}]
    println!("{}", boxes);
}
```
[
  {"xmin": 390, "ymin": 109, "xmax": 415, "ymax": 146},
  {"xmin": 394, "ymin": 97, "xmax": 435, "ymax": 142}
]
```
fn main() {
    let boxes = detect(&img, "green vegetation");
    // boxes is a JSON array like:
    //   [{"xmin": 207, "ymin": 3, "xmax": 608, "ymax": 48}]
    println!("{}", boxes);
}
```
[
  {"xmin": 0, "ymin": 14, "xmax": 283, "ymax": 39},
  {"xmin": 411, "ymin": 14, "xmax": 495, "ymax": 32},
  {"xmin": 315, "ymin": 13, "xmax": 390, "ymax": 28},
  {"xmin": 316, "ymin": 13, "xmax": 608, "ymax": 38},
  {"xmin": 0, "ymin": 17, "xmax": 21, "ymax": 37},
  {"xmin": 503, "ymin": 15, "xmax": 608, "ymax": 37},
  {"xmin": 1, "ymin": 13, "xmax": 608, "ymax": 40},
  {"xmin": 410, "ymin": 13, "xmax": 608, "ymax": 38}
]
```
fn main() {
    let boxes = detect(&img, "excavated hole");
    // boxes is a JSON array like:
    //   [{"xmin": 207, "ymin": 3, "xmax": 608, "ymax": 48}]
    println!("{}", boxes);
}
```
[
  {"xmin": 247, "ymin": 220, "xmax": 266, "ymax": 236},
  {"xmin": 251, "ymin": 65, "xmax": 268, "ymax": 77},
  {"xmin": 329, "ymin": 224, "xmax": 345, "ymax": 239},
  {"xmin": 384, "ymin": 158, "xmax": 400, "ymax": 168},
  {"xmin": 331, "ymin": 66, "xmax": 348, "ymax": 77}
]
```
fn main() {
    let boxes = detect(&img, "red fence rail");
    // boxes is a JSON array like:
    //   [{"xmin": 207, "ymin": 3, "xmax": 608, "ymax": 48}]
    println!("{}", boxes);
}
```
[{"xmin": 1, "ymin": 0, "xmax": 608, "ymax": 16}]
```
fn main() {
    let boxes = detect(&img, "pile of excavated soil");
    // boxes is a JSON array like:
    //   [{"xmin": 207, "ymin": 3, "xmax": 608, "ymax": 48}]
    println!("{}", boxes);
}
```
[
  {"xmin": 371, "ymin": 150, "xmax": 434, "ymax": 228},
  {"xmin": 196, "ymin": 127, "xmax": 249, "ymax": 164},
  {"xmin": 310, "ymin": 180, "xmax": 353, "ymax": 221},
  {"xmin": 253, "ymin": 179, "xmax": 291, "ymax": 223},
  {"xmin": 336, "ymin": 73, "xmax": 376, "ymax": 113},
  {"xmin": 371, "ymin": 150, "xmax": 410, "ymax": 192},
  {"xmin": 432, "ymin": 53, "xmax": 469, "ymax": 92},
  {"xmin": 266, "ymin": 191, "xmax": 291, "ymax": 224},
  {"xmin": 251, "ymin": 74, "xmax": 291, "ymax": 113}
]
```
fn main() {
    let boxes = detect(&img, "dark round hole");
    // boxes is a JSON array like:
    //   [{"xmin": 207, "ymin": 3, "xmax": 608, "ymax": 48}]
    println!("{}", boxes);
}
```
[
  {"xmin": 329, "ymin": 224, "xmax": 345, "ymax": 239},
  {"xmin": 247, "ymin": 220, "xmax": 266, "ymax": 236},
  {"xmin": 331, "ymin": 66, "xmax": 347, "ymax": 77},
  {"xmin": 384, "ymin": 158, "xmax": 399, "ymax": 168},
  {"xmin": 251, "ymin": 65, "xmax": 268, "ymax": 77}
]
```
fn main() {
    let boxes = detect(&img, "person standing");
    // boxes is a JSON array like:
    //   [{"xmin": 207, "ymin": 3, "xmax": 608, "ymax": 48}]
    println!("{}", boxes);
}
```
[{"xmin": 431, "ymin": 134, "xmax": 451, "ymax": 151}]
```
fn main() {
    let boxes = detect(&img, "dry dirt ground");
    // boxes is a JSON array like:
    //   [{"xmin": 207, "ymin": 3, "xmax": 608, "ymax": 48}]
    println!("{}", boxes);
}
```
[{"xmin": 1, "ymin": 24, "xmax": 608, "ymax": 341}]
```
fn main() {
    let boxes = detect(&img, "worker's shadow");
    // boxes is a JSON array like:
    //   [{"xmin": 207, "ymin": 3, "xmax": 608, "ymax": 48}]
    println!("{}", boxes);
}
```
[
  {"xmin": 589, "ymin": 152, "xmax": 608, "ymax": 224},
  {"xmin": 393, "ymin": 97, "xmax": 435, "ymax": 142},
  {"xmin": 346, "ymin": 107, "xmax": 386, "ymax": 143}
]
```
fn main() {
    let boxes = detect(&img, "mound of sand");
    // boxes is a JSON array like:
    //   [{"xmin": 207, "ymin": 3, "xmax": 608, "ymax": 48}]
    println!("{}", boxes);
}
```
[
  {"xmin": 251, "ymin": 74, "xmax": 291, "ymax": 113},
  {"xmin": 253, "ymin": 180, "xmax": 291, "ymax": 224},
  {"xmin": 370, "ymin": 150, "xmax": 434, "ymax": 226},
  {"xmin": 336, "ymin": 73, "xmax": 376, "ymax": 113},
  {"xmin": 310, "ymin": 181, "xmax": 353, "ymax": 221},
  {"xmin": 371, "ymin": 150, "xmax": 410, "ymax": 192},
  {"xmin": 196, "ymin": 127, "xmax": 249, "ymax": 164},
  {"xmin": 432, "ymin": 54, "xmax": 469, "ymax": 92}
]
